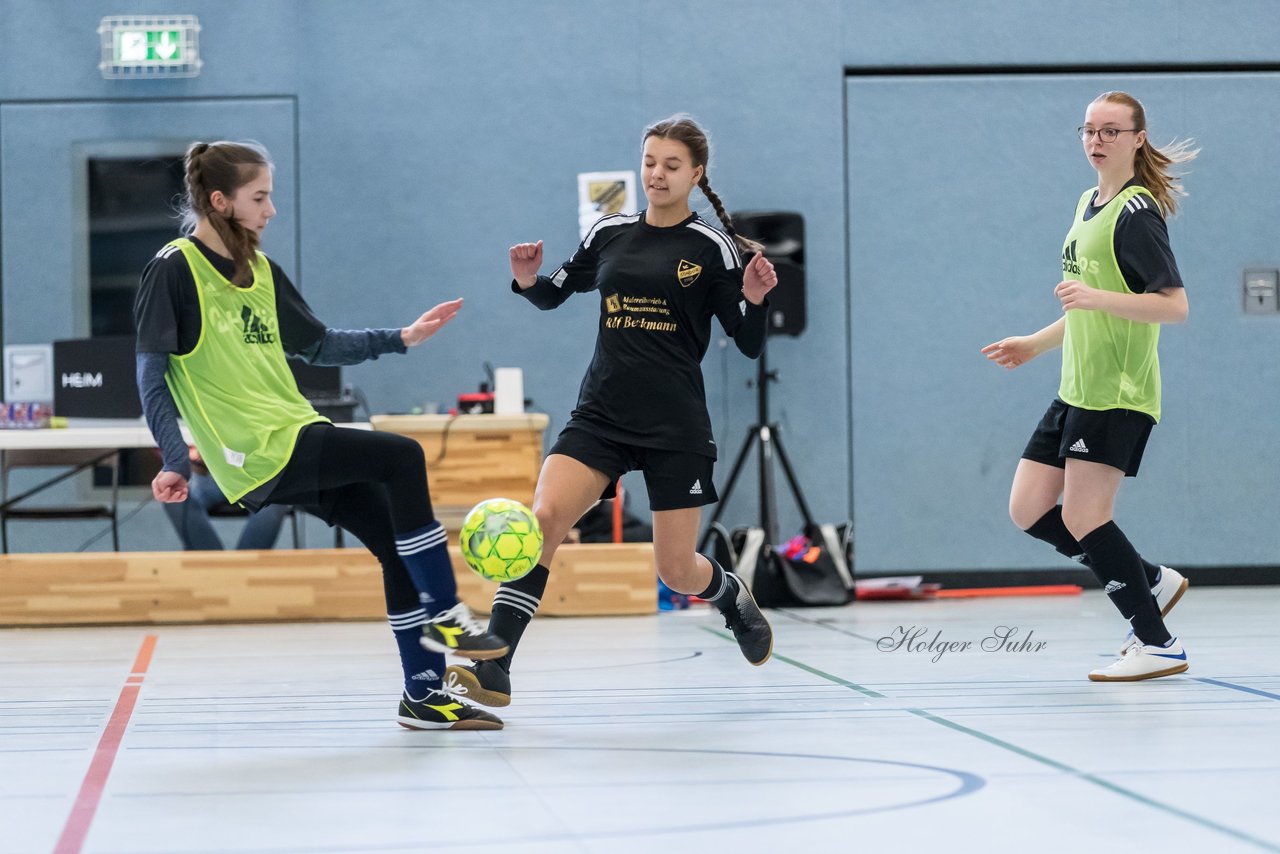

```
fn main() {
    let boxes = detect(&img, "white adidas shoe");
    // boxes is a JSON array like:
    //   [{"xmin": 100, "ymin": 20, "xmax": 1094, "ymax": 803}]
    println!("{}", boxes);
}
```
[
  {"xmin": 1119, "ymin": 566, "xmax": 1189, "ymax": 654},
  {"xmin": 1090, "ymin": 637, "xmax": 1188, "ymax": 682}
]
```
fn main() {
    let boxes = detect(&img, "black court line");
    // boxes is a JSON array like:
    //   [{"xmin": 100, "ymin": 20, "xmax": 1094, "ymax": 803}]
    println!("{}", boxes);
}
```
[
  {"xmin": 700, "ymin": 626, "xmax": 1280, "ymax": 853},
  {"xmin": 773, "ymin": 608, "xmax": 883, "ymax": 643}
]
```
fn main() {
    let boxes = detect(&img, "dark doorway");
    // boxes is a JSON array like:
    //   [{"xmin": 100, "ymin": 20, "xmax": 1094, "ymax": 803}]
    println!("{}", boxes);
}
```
[
  {"xmin": 87, "ymin": 155, "xmax": 185, "ymax": 336},
  {"xmin": 87, "ymin": 154, "xmax": 185, "ymax": 486}
]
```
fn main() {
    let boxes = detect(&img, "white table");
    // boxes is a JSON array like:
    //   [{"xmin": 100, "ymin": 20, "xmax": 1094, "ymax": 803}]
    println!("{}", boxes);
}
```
[
  {"xmin": 0, "ymin": 420, "xmax": 371, "ymax": 451},
  {"xmin": 0, "ymin": 425, "xmax": 153, "ymax": 551},
  {"xmin": 0, "ymin": 424, "xmax": 162, "ymax": 452},
  {"xmin": 0, "ymin": 423, "xmax": 372, "ymax": 544}
]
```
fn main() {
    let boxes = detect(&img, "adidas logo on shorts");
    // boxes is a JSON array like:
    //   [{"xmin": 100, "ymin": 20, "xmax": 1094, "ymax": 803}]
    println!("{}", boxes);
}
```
[
  {"xmin": 689, "ymin": 479, "xmax": 703, "ymax": 495},
  {"xmin": 1069, "ymin": 438, "xmax": 1089, "ymax": 454}
]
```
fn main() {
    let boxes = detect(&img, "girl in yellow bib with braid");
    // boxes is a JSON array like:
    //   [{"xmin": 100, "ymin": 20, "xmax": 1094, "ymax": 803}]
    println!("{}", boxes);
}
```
[
  {"xmin": 135, "ymin": 140, "xmax": 508, "ymax": 729},
  {"xmin": 983, "ymin": 92, "xmax": 1196, "ymax": 682}
]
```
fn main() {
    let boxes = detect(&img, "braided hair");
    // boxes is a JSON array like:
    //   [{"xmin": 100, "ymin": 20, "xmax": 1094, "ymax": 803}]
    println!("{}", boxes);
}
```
[
  {"xmin": 642, "ymin": 115, "xmax": 764, "ymax": 255},
  {"xmin": 180, "ymin": 141, "xmax": 273, "ymax": 285}
]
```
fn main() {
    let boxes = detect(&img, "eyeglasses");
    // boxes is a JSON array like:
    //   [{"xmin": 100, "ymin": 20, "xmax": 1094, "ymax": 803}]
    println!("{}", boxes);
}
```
[{"xmin": 1077, "ymin": 126, "xmax": 1139, "ymax": 142}]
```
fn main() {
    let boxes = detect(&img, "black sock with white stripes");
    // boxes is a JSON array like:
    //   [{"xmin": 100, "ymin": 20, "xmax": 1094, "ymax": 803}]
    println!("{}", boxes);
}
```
[
  {"xmin": 488, "ymin": 564, "xmax": 550, "ymax": 673},
  {"xmin": 696, "ymin": 555, "xmax": 739, "ymax": 613}
]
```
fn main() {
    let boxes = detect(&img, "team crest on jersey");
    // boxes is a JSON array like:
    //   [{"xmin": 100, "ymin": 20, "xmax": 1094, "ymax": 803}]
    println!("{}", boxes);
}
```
[
  {"xmin": 605, "ymin": 294, "xmax": 621, "ymax": 313},
  {"xmin": 676, "ymin": 259, "xmax": 702, "ymax": 287}
]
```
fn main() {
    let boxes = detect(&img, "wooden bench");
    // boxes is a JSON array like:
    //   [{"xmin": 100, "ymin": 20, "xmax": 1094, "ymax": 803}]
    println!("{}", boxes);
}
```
[{"xmin": 0, "ymin": 542, "xmax": 656, "ymax": 626}]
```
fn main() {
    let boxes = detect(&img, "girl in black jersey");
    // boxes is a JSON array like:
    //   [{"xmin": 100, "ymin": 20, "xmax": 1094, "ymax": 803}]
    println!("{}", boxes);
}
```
[
  {"xmin": 448, "ymin": 115, "xmax": 779, "ymax": 707},
  {"xmin": 134, "ymin": 141, "xmax": 507, "ymax": 729},
  {"xmin": 982, "ymin": 92, "xmax": 1196, "ymax": 682}
]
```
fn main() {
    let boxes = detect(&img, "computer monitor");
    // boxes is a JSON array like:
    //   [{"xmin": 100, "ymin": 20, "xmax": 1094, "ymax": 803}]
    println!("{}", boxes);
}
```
[
  {"xmin": 286, "ymin": 360, "xmax": 358, "ymax": 422},
  {"xmin": 287, "ymin": 360, "xmax": 342, "ymax": 400}
]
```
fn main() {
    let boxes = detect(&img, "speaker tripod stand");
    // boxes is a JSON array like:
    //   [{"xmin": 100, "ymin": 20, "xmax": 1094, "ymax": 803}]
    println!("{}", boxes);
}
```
[{"xmin": 699, "ymin": 336, "xmax": 815, "ymax": 552}]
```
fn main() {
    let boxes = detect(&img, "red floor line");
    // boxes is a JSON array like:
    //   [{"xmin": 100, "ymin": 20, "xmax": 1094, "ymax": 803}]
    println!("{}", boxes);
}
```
[
  {"xmin": 933, "ymin": 585, "xmax": 1083, "ymax": 598},
  {"xmin": 53, "ymin": 635, "xmax": 158, "ymax": 854}
]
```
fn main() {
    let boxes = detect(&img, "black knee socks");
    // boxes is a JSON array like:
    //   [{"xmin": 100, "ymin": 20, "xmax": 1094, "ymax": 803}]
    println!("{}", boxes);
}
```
[
  {"xmin": 488, "ymin": 564, "xmax": 550, "ymax": 672},
  {"xmin": 1078, "ymin": 521, "xmax": 1171, "ymax": 647},
  {"xmin": 1026, "ymin": 506, "xmax": 1162, "ymax": 586},
  {"xmin": 696, "ymin": 555, "xmax": 738, "ymax": 612}
]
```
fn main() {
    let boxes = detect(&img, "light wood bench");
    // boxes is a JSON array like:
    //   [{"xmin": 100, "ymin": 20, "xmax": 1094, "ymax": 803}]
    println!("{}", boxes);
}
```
[{"xmin": 0, "ymin": 542, "xmax": 656, "ymax": 626}]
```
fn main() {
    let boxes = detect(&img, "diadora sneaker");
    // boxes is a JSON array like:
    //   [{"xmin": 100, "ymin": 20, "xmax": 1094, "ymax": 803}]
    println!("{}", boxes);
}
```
[
  {"xmin": 720, "ymin": 572, "xmax": 773, "ymax": 666},
  {"xmin": 444, "ymin": 660, "xmax": 512, "ymax": 708},
  {"xmin": 1090, "ymin": 637, "xmax": 1188, "ymax": 682},
  {"xmin": 396, "ymin": 689, "xmax": 503, "ymax": 730},
  {"xmin": 1119, "ymin": 566, "xmax": 1189, "ymax": 653},
  {"xmin": 420, "ymin": 602, "xmax": 510, "ymax": 660}
]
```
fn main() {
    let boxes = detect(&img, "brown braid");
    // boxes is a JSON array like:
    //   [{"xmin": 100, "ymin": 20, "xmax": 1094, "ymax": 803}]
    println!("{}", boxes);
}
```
[
  {"xmin": 643, "ymin": 114, "xmax": 764, "ymax": 256},
  {"xmin": 698, "ymin": 175, "xmax": 764, "ymax": 255},
  {"xmin": 181, "ymin": 141, "xmax": 272, "ymax": 285}
]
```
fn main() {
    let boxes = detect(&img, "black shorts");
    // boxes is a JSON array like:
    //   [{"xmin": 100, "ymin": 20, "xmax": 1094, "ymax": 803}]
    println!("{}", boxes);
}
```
[
  {"xmin": 1022, "ymin": 399, "xmax": 1155, "ymax": 477},
  {"xmin": 548, "ymin": 425, "xmax": 717, "ymax": 511}
]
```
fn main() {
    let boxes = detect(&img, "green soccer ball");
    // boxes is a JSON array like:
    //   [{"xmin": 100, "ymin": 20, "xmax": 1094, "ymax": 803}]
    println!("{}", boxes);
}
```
[{"xmin": 459, "ymin": 497, "xmax": 543, "ymax": 583}]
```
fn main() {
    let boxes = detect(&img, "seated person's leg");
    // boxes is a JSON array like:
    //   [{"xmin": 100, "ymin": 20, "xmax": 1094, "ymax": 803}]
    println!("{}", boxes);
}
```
[
  {"xmin": 236, "ymin": 502, "xmax": 290, "ymax": 550},
  {"xmin": 162, "ymin": 472, "xmax": 224, "ymax": 551}
]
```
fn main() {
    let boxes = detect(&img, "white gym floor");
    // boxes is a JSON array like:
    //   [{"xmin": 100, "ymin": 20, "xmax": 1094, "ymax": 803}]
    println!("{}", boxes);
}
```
[{"xmin": 3, "ymin": 587, "xmax": 1278, "ymax": 854}]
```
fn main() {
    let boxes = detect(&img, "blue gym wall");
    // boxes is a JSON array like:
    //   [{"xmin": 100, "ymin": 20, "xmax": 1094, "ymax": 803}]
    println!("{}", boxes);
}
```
[{"xmin": 0, "ymin": 0, "xmax": 1277, "ymax": 569}]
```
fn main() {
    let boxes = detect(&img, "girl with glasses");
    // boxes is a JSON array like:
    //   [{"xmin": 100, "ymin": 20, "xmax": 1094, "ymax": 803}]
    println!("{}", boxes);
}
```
[{"xmin": 982, "ymin": 92, "xmax": 1197, "ymax": 681}]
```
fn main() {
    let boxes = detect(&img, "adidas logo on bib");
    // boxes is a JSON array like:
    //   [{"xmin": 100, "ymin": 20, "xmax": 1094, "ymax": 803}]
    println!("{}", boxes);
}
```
[
  {"xmin": 689, "ymin": 479, "xmax": 703, "ymax": 495},
  {"xmin": 1069, "ymin": 438, "xmax": 1089, "ymax": 454}
]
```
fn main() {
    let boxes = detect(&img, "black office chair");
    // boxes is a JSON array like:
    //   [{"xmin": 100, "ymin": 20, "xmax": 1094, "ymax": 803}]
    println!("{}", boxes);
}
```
[{"xmin": 0, "ymin": 448, "xmax": 120, "ymax": 553}]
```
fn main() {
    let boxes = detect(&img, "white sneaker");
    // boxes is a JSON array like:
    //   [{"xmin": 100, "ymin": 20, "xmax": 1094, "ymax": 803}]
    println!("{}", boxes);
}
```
[
  {"xmin": 1090, "ymin": 637, "xmax": 1188, "ymax": 682},
  {"xmin": 1153, "ymin": 566, "xmax": 1189, "ymax": 615},
  {"xmin": 1119, "ymin": 566, "xmax": 1189, "ymax": 654}
]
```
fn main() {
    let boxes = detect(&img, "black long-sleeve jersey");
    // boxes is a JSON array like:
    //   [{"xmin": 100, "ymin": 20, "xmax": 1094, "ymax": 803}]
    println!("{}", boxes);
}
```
[{"xmin": 517, "ymin": 211, "xmax": 768, "ymax": 459}]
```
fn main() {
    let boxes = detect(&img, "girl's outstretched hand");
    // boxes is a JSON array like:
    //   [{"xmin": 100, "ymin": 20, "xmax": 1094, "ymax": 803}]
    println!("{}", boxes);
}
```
[{"xmin": 402, "ymin": 298, "xmax": 463, "ymax": 347}]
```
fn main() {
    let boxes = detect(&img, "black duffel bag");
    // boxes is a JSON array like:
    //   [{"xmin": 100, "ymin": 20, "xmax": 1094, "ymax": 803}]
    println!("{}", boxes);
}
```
[{"xmin": 706, "ymin": 521, "xmax": 854, "ymax": 608}]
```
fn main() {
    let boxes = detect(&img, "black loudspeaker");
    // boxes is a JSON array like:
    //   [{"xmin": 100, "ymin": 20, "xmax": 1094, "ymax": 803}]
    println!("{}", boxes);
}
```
[
  {"xmin": 52, "ymin": 335, "xmax": 142, "ymax": 418},
  {"xmin": 732, "ymin": 210, "xmax": 805, "ymax": 336}
]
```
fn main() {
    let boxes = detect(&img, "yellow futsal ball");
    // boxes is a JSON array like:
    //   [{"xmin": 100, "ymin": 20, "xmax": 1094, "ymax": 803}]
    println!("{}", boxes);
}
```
[{"xmin": 459, "ymin": 497, "xmax": 543, "ymax": 583}]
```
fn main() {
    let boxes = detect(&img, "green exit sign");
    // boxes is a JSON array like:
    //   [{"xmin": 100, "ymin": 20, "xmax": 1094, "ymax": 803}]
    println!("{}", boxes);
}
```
[
  {"xmin": 116, "ymin": 29, "xmax": 184, "ymax": 62},
  {"xmin": 98, "ymin": 15, "xmax": 202, "ymax": 78}
]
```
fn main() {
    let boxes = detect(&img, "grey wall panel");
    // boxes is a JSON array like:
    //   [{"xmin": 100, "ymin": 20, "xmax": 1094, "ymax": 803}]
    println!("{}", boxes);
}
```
[
  {"xmin": 0, "ymin": 98, "xmax": 297, "ymax": 346},
  {"xmin": 842, "ymin": 0, "xmax": 1280, "ymax": 68},
  {"xmin": 847, "ymin": 73, "xmax": 1280, "ymax": 571},
  {"xmin": 0, "ymin": 1, "xmax": 1276, "ymax": 557}
]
